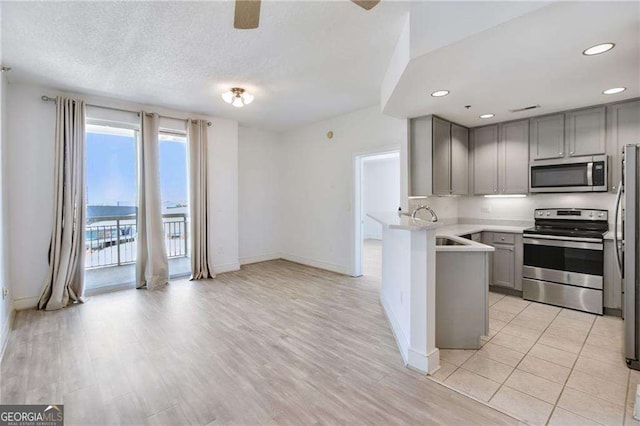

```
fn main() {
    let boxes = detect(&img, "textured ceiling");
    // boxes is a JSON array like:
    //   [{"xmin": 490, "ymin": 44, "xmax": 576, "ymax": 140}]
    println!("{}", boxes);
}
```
[{"xmin": 1, "ymin": 1, "xmax": 410, "ymax": 130}]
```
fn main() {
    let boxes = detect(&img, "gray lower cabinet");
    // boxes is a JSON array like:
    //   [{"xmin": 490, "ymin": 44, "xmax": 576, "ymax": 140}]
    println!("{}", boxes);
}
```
[
  {"xmin": 472, "ymin": 125, "xmax": 499, "ymax": 195},
  {"xmin": 566, "ymin": 106, "xmax": 606, "ymax": 157},
  {"xmin": 499, "ymin": 120, "xmax": 529, "ymax": 194},
  {"xmin": 530, "ymin": 113, "xmax": 565, "ymax": 160},
  {"xmin": 604, "ymin": 239, "xmax": 623, "ymax": 311},
  {"xmin": 482, "ymin": 232, "xmax": 523, "ymax": 291},
  {"xmin": 608, "ymin": 99, "xmax": 640, "ymax": 192}
]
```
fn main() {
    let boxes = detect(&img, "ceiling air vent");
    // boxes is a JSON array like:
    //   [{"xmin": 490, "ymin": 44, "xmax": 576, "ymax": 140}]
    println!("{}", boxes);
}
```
[{"xmin": 510, "ymin": 105, "xmax": 540, "ymax": 113}]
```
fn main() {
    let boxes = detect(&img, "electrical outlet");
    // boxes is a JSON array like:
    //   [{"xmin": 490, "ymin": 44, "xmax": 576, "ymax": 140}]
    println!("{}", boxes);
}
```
[
  {"xmin": 481, "ymin": 206, "xmax": 491, "ymax": 214},
  {"xmin": 2, "ymin": 287, "xmax": 7, "ymax": 300}
]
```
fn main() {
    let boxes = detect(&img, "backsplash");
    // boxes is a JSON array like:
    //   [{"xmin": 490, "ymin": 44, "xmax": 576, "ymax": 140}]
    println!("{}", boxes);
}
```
[{"xmin": 407, "ymin": 192, "xmax": 617, "ymax": 225}]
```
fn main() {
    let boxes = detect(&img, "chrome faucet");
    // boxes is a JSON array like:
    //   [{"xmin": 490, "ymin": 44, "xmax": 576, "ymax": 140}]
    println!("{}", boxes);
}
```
[{"xmin": 411, "ymin": 205, "xmax": 438, "ymax": 222}]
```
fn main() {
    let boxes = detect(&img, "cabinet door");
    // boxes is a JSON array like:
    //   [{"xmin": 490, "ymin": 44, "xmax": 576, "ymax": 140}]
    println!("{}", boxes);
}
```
[
  {"xmin": 451, "ymin": 123, "xmax": 469, "ymax": 195},
  {"xmin": 499, "ymin": 120, "xmax": 529, "ymax": 194},
  {"xmin": 608, "ymin": 100, "xmax": 640, "ymax": 192},
  {"xmin": 493, "ymin": 244, "xmax": 515, "ymax": 288},
  {"xmin": 566, "ymin": 106, "xmax": 606, "ymax": 157},
  {"xmin": 472, "ymin": 125, "xmax": 499, "ymax": 195},
  {"xmin": 530, "ymin": 114, "xmax": 565, "ymax": 160},
  {"xmin": 432, "ymin": 117, "xmax": 451, "ymax": 195}
]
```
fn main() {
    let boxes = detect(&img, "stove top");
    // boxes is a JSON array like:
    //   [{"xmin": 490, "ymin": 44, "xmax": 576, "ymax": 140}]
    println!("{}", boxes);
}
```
[
  {"xmin": 527, "ymin": 208, "xmax": 609, "ymax": 240},
  {"xmin": 523, "ymin": 226, "xmax": 606, "ymax": 240}
]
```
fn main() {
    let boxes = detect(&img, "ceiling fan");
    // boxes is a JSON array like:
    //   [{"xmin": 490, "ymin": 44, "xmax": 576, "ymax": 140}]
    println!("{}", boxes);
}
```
[{"xmin": 234, "ymin": 0, "xmax": 381, "ymax": 29}]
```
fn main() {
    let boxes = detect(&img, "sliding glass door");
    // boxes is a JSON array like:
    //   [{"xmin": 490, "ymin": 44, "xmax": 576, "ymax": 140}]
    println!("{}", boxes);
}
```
[{"xmin": 84, "ymin": 124, "xmax": 138, "ymax": 291}]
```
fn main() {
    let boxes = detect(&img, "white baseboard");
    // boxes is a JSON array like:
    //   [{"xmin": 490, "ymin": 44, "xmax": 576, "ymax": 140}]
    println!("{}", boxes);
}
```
[
  {"xmin": 214, "ymin": 262, "xmax": 241, "ymax": 274},
  {"xmin": 239, "ymin": 253, "xmax": 280, "ymax": 266},
  {"xmin": 280, "ymin": 253, "xmax": 350, "ymax": 275},
  {"xmin": 13, "ymin": 296, "xmax": 39, "ymax": 310},
  {"xmin": 380, "ymin": 294, "xmax": 409, "ymax": 366},
  {"xmin": 0, "ymin": 307, "xmax": 15, "ymax": 363}
]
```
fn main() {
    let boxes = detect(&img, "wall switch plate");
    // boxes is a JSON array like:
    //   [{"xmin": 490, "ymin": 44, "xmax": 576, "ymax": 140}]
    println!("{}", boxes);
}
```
[{"xmin": 1, "ymin": 287, "xmax": 7, "ymax": 300}]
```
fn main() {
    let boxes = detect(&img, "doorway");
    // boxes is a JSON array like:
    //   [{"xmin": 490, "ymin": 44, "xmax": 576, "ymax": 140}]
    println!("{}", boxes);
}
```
[{"xmin": 353, "ymin": 150, "xmax": 400, "ymax": 280}]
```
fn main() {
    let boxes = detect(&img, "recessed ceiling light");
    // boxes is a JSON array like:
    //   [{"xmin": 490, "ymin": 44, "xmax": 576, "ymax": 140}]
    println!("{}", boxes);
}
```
[
  {"xmin": 603, "ymin": 87, "xmax": 626, "ymax": 95},
  {"xmin": 479, "ymin": 114, "xmax": 495, "ymax": 119},
  {"xmin": 583, "ymin": 43, "xmax": 615, "ymax": 56},
  {"xmin": 431, "ymin": 90, "xmax": 450, "ymax": 97}
]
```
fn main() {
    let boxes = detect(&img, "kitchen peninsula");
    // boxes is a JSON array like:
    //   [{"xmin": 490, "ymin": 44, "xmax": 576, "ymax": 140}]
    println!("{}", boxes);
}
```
[{"xmin": 368, "ymin": 212, "xmax": 441, "ymax": 374}]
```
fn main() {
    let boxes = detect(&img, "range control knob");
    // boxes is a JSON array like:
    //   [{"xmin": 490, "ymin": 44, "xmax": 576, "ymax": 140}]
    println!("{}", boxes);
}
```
[
  {"xmin": 599, "ymin": 212, "xmax": 605, "ymax": 217},
  {"xmin": 546, "ymin": 211, "xmax": 551, "ymax": 216}
]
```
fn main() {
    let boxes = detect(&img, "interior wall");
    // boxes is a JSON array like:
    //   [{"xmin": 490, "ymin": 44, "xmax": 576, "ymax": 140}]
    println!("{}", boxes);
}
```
[
  {"xmin": 238, "ymin": 126, "xmax": 281, "ymax": 264},
  {"xmin": 362, "ymin": 155, "xmax": 400, "ymax": 240},
  {"xmin": 0, "ymin": 9, "xmax": 15, "ymax": 353},
  {"xmin": 279, "ymin": 105, "xmax": 407, "ymax": 275},
  {"xmin": 6, "ymin": 82, "xmax": 239, "ymax": 309}
]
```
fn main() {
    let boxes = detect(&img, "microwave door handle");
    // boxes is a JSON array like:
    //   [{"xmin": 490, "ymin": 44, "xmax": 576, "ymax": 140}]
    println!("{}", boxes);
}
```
[
  {"xmin": 614, "ymin": 180, "xmax": 624, "ymax": 278},
  {"xmin": 587, "ymin": 162, "xmax": 593, "ymax": 186}
]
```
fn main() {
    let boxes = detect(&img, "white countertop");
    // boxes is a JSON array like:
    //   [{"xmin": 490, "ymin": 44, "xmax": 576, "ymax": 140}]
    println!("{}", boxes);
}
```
[
  {"xmin": 436, "ymin": 224, "xmax": 528, "ymax": 237},
  {"xmin": 368, "ymin": 212, "xmax": 442, "ymax": 231}
]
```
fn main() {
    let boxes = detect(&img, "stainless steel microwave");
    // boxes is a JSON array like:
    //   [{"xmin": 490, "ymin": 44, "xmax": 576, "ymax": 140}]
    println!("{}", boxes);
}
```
[{"xmin": 529, "ymin": 155, "xmax": 608, "ymax": 193}]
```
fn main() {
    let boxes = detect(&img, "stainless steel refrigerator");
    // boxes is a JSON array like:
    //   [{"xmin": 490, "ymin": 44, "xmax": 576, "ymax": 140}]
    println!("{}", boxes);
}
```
[{"xmin": 616, "ymin": 144, "xmax": 640, "ymax": 370}]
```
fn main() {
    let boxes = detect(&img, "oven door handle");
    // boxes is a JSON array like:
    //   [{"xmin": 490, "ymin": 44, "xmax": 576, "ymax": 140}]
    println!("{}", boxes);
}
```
[
  {"xmin": 523, "ymin": 237, "xmax": 603, "ymax": 251},
  {"xmin": 524, "ymin": 233, "xmax": 602, "ymax": 243}
]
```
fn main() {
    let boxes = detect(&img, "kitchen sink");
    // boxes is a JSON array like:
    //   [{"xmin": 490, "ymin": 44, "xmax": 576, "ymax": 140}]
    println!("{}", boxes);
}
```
[{"xmin": 435, "ymin": 237, "xmax": 467, "ymax": 246}]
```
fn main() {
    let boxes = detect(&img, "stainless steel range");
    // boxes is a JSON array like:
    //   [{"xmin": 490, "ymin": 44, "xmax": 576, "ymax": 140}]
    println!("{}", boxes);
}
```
[{"xmin": 522, "ymin": 208, "xmax": 608, "ymax": 315}]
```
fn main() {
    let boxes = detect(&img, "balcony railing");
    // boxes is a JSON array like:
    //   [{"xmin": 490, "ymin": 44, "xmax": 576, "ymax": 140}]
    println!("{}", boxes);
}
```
[{"xmin": 85, "ymin": 213, "xmax": 188, "ymax": 269}]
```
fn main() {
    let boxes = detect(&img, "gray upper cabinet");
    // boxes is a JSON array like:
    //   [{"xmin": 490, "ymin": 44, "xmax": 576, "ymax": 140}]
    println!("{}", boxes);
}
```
[
  {"xmin": 530, "ymin": 114, "xmax": 565, "ymax": 160},
  {"xmin": 608, "ymin": 100, "xmax": 640, "ymax": 192},
  {"xmin": 566, "ymin": 106, "xmax": 606, "ymax": 157},
  {"xmin": 409, "ymin": 116, "xmax": 432, "ymax": 197},
  {"xmin": 409, "ymin": 115, "xmax": 469, "ymax": 197},
  {"xmin": 472, "ymin": 125, "xmax": 499, "ymax": 195},
  {"xmin": 451, "ymin": 124, "xmax": 469, "ymax": 195},
  {"xmin": 499, "ymin": 120, "xmax": 529, "ymax": 194},
  {"xmin": 432, "ymin": 117, "xmax": 452, "ymax": 196}
]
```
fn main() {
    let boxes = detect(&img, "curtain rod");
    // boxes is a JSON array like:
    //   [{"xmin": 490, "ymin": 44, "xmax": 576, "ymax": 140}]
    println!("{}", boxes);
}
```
[{"xmin": 41, "ymin": 95, "xmax": 212, "ymax": 127}]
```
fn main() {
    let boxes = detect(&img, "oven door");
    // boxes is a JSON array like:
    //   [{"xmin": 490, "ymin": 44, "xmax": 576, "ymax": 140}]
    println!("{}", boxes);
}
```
[{"xmin": 523, "ymin": 235, "xmax": 604, "ymax": 289}]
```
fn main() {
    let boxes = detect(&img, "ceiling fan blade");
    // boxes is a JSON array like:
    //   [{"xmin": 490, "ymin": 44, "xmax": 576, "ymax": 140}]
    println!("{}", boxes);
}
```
[
  {"xmin": 351, "ymin": 0, "xmax": 380, "ymax": 11},
  {"xmin": 234, "ymin": 0, "xmax": 261, "ymax": 29}
]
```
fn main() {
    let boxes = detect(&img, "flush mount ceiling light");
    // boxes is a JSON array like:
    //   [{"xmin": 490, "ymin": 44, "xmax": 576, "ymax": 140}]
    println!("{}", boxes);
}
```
[
  {"xmin": 582, "ymin": 43, "xmax": 615, "ymax": 56},
  {"xmin": 222, "ymin": 87, "xmax": 254, "ymax": 108},
  {"xmin": 431, "ymin": 90, "xmax": 450, "ymax": 97},
  {"xmin": 479, "ymin": 113, "xmax": 495, "ymax": 119},
  {"xmin": 603, "ymin": 87, "xmax": 626, "ymax": 95}
]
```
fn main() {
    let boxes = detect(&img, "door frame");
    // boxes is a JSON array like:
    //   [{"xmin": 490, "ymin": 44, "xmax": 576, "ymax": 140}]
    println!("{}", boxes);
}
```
[{"xmin": 352, "ymin": 147, "xmax": 400, "ymax": 277}]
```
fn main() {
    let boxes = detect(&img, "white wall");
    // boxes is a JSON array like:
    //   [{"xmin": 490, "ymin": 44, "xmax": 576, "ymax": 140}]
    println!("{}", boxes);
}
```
[
  {"xmin": 279, "ymin": 105, "xmax": 407, "ymax": 275},
  {"xmin": 6, "ymin": 82, "xmax": 239, "ymax": 309},
  {"xmin": 238, "ymin": 126, "xmax": 281, "ymax": 264},
  {"xmin": 362, "ymin": 155, "xmax": 400, "ymax": 240},
  {"xmin": 0, "ymin": 8, "xmax": 15, "ymax": 353}
]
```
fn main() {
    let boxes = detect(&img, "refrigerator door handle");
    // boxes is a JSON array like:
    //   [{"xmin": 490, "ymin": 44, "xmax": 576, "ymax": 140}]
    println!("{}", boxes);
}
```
[{"xmin": 614, "ymin": 180, "xmax": 624, "ymax": 278}]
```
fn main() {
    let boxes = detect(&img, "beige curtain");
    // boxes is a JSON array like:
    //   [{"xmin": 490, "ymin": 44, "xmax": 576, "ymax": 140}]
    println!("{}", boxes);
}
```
[
  {"xmin": 136, "ymin": 112, "xmax": 169, "ymax": 289},
  {"xmin": 38, "ymin": 97, "xmax": 86, "ymax": 310},
  {"xmin": 187, "ymin": 120, "xmax": 215, "ymax": 279}
]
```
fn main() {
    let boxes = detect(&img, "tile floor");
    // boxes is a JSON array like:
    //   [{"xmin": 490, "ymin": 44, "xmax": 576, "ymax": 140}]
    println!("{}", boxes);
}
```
[{"xmin": 429, "ymin": 292, "xmax": 640, "ymax": 426}]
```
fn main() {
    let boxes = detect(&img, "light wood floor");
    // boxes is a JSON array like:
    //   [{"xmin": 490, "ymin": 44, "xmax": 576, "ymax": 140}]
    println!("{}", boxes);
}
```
[{"xmin": 1, "ymin": 260, "xmax": 517, "ymax": 425}]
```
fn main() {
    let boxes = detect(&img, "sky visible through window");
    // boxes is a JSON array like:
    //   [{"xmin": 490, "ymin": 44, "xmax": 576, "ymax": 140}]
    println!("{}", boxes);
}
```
[{"xmin": 86, "ymin": 129, "xmax": 188, "ymax": 209}]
